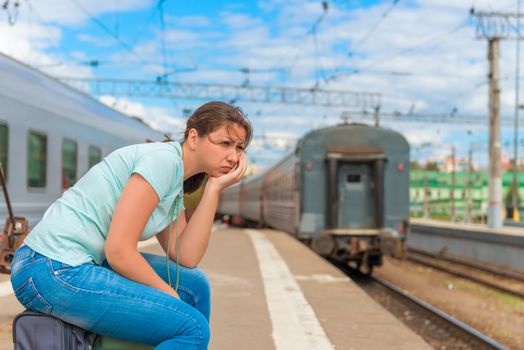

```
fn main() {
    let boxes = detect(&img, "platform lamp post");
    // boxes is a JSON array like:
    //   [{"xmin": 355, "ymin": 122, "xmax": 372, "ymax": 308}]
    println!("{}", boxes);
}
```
[
  {"xmin": 423, "ymin": 173, "xmax": 429, "ymax": 219},
  {"xmin": 466, "ymin": 146, "xmax": 474, "ymax": 223},
  {"xmin": 413, "ymin": 143, "xmax": 432, "ymax": 220},
  {"xmin": 451, "ymin": 145, "xmax": 456, "ymax": 222},
  {"xmin": 411, "ymin": 146, "xmax": 427, "ymax": 218},
  {"xmin": 428, "ymin": 143, "xmax": 456, "ymax": 222},
  {"xmin": 512, "ymin": 103, "xmax": 524, "ymax": 222}
]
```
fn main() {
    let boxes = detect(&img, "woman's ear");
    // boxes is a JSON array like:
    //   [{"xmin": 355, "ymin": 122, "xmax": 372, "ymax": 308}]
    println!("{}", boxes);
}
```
[{"xmin": 187, "ymin": 128, "xmax": 199, "ymax": 151}]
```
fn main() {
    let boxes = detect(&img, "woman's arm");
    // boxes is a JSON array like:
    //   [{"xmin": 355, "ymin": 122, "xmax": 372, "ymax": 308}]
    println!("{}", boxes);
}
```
[{"xmin": 105, "ymin": 173, "xmax": 180, "ymax": 299}]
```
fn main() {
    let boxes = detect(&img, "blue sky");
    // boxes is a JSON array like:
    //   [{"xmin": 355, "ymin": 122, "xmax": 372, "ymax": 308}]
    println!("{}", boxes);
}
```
[{"xmin": 1, "ymin": 0, "xmax": 522, "ymax": 168}]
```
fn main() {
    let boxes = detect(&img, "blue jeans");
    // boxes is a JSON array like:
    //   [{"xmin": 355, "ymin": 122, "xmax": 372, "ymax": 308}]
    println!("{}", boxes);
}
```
[{"xmin": 10, "ymin": 245, "xmax": 211, "ymax": 350}]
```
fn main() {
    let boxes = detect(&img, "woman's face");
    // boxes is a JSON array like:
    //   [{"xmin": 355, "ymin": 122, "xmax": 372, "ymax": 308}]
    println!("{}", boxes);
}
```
[{"xmin": 198, "ymin": 123, "xmax": 246, "ymax": 177}]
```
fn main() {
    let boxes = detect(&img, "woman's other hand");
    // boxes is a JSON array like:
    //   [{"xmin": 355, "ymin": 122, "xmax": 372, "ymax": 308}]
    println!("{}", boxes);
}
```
[{"xmin": 207, "ymin": 153, "xmax": 247, "ymax": 192}]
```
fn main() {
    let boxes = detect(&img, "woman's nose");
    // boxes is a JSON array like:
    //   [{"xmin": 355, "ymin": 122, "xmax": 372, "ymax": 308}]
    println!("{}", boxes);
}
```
[{"xmin": 226, "ymin": 147, "xmax": 237, "ymax": 161}]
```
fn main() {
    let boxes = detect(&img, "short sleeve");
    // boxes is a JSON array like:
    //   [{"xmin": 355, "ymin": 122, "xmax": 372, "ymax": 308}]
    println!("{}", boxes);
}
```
[{"xmin": 133, "ymin": 149, "xmax": 183, "ymax": 200}]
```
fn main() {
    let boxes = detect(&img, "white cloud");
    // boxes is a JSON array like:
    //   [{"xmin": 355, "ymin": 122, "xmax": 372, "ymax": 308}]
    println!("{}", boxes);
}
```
[
  {"xmin": 220, "ymin": 12, "xmax": 264, "ymax": 29},
  {"xmin": 3, "ymin": 0, "xmax": 522, "ymax": 167},
  {"xmin": 77, "ymin": 34, "xmax": 115, "ymax": 47},
  {"xmin": 170, "ymin": 15, "xmax": 211, "ymax": 28},
  {"xmin": 21, "ymin": 0, "xmax": 150, "ymax": 26},
  {"xmin": 98, "ymin": 95, "xmax": 185, "ymax": 136}
]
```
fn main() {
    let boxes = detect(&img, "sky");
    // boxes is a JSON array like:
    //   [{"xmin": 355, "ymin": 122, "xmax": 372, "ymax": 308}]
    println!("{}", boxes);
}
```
[{"xmin": 1, "ymin": 0, "xmax": 523, "ymax": 169}]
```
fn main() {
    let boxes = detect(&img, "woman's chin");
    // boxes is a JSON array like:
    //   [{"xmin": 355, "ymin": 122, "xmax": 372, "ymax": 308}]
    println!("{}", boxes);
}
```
[{"xmin": 211, "ymin": 170, "xmax": 227, "ymax": 177}]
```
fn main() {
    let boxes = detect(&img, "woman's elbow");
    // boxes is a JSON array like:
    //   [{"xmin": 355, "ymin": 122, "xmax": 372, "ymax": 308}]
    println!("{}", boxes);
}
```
[
  {"xmin": 104, "ymin": 244, "xmax": 127, "ymax": 269},
  {"xmin": 177, "ymin": 253, "xmax": 200, "ymax": 269}
]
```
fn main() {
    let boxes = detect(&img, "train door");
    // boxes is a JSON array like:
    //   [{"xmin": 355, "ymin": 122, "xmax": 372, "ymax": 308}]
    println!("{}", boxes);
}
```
[
  {"xmin": 326, "ymin": 150, "xmax": 385, "ymax": 230},
  {"xmin": 337, "ymin": 163, "xmax": 375, "ymax": 228}
]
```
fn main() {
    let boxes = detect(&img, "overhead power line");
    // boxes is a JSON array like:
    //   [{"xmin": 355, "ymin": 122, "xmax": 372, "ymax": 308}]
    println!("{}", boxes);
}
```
[
  {"xmin": 2, "ymin": 0, "xmax": 19, "ymax": 25},
  {"xmin": 56, "ymin": 76, "xmax": 381, "ymax": 109},
  {"xmin": 69, "ymin": 0, "xmax": 151, "ymax": 68},
  {"xmin": 54, "ymin": 76, "xmax": 522, "ymax": 127},
  {"xmin": 326, "ymin": 22, "xmax": 468, "ymax": 83},
  {"xmin": 347, "ymin": 0, "xmax": 400, "ymax": 57},
  {"xmin": 325, "ymin": 0, "xmax": 401, "ymax": 83},
  {"xmin": 267, "ymin": 1, "xmax": 329, "ymax": 82}
]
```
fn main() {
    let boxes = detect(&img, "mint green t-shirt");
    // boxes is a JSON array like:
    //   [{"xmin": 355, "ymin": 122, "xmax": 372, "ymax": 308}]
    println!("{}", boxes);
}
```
[{"xmin": 24, "ymin": 141, "xmax": 185, "ymax": 266}]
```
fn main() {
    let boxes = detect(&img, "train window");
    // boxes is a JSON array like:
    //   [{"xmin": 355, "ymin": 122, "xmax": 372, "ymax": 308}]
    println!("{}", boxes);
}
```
[
  {"xmin": 62, "ymin": 139, "xmax": 78, "ymax": 189},
  {"xmin": 88, "ymin": 145, "xmax": 102, "ymax": 168},
  {"xmin": 347, "ymin": 174, "xmax": 361, "ymax": 183},
  {"xmin": 28, "ymin": 131, "xmax": 47, "ymax": 188},
  {"xmin": 0, "ymin": 123, "xmax": 7, "ymax": 181}
]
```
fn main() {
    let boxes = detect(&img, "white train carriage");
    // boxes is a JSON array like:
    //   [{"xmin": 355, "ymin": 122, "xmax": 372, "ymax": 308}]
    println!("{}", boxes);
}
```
[
  {"xmin": 0, "ymin": 53, "xmax": 164, "ymax": 226},
  {"xmin": 239, "ymin": 172, "xmax": 264, "ymax": 224}
]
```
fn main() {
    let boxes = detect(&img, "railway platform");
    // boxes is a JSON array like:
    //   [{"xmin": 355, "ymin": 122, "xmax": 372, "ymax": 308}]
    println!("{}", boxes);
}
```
[
  {"xmin": 0, "ymin": 226, "xmax": 431, "ymax": 349},
  {"xmin": 411, "ymin": 217, "xmax": 524, "ymax": 236},
  {"xmin": 409, "ymin": 218, "xmax": 524, "ymax": 274}
]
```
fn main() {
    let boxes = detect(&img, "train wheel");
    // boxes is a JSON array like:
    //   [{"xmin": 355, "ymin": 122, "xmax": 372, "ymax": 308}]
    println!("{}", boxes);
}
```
[
  {"xmin": 311, "ymin": 235, "xmax": 336, "ymax": 257},
  {"xmin": 357, "ymin": 254, "xmax": 374, "ymax": 275},
  {"xmin": 362, "ymin": 263, "xmax": 374, "ymax": 276}
]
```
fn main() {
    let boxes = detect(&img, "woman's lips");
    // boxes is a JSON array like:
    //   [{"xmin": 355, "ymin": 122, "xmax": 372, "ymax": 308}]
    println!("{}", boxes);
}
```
[{"xmin": 221, "ymin": 167, "xmax": 232, "ymax": 173}]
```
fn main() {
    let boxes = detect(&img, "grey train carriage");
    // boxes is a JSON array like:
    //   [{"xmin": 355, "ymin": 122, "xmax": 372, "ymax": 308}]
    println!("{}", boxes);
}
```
[
  {"xmin": 0, "ymin": 52, "xmax": 163, "ymax": 226},
  {"xmin": 218, "ymin": 123, "xmax": 410, "ymax": 274}
]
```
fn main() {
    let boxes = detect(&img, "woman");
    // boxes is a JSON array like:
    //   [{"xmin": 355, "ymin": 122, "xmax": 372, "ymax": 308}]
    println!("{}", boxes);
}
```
[{"xmin": 10, "ymin": 101, "xmax": 252, "ymax": 349}]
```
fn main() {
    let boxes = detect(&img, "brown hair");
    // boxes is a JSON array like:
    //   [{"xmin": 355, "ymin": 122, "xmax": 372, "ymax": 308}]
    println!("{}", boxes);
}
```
[{"xmin": 182, "ymin": 101, "xmax": 252, "ymax": 194}]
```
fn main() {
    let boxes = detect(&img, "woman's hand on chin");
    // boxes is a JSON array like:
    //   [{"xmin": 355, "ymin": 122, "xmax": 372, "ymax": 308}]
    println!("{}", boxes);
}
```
[{"xmin": 207, "ymin": 153, "xmax": 247, "ymax": 192}]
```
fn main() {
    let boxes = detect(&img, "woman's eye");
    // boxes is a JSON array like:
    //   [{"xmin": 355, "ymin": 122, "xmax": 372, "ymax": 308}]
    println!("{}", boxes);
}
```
[
  {"xmin": 222, "ymin": 141, "xmax": 230, "ymax": 147},
  {"xmin": 236, "ymin": 147, "xmax": 244, "ymax": 153}
]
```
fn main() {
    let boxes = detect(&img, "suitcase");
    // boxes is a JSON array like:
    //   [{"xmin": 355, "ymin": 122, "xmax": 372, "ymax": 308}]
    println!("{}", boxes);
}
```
[
  {"xmin": 13, "ymin": 310, "xmax": 154, "ymax": 350},
  {"xmin": 13, "ymin": 310, "xmax": 97, "ymax": 350}
]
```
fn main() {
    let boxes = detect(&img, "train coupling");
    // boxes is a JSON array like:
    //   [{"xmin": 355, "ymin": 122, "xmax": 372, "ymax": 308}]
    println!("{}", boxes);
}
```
[{"xmin": 312, "ymin": 228, "xmax": 384, "ymax": 265}]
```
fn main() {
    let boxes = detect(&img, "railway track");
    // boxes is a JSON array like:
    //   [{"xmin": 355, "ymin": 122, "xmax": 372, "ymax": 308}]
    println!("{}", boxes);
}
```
[
  {"xmin": 330, "ymin": 259, "xmax": 508, "ymax": 350},
  {"xmin": 406, "ymin": 249, "xmax": 524, "ymax": 299}
]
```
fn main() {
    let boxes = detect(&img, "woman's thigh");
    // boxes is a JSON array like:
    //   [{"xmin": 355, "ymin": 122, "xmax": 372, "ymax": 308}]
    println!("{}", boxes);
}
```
[
  {"xmin": 127, "ymin": 252, "xmax": 211, "ymax": 321},
  {"xmin": 12, "ymin": 248, "xmax": 209, "ymax": 347}
]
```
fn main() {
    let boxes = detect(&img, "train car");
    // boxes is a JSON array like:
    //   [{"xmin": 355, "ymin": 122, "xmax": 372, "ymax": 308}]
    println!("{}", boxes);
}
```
[
  {"xmin": 218, "ymin": 123, "xmax": 410, "ymax": 273},
  {"xmin": 240, "ymin": 172, "xmax": 264, "ymax": 224},
  {"xmin": 0, "ymin": 52, "xmax": 164, "ymax": 226}
]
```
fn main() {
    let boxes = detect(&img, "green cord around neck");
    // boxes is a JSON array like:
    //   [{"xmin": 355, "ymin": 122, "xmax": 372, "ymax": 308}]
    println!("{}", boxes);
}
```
[{"xmin": 166, "ymin": 194, "xmax": 180, "ymax": 292}]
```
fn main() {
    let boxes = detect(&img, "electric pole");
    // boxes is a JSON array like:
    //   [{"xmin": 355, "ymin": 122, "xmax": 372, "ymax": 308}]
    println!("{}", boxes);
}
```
[
  {"xmin": 513, "ymin": 0, "xmax": 522, "ymax": 222},
  {"xmin": 471, "ymin": 9, "xmax": 524, "ymax": 228}
]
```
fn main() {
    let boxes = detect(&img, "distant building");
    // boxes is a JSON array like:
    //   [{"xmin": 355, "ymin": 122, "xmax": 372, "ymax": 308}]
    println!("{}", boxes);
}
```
[{"xmin": 424, "ymin": 155, "xmax": 478, "ymax": 173}]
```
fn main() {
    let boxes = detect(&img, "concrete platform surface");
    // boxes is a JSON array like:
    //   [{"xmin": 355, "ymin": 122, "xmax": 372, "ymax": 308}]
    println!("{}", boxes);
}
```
[{"xmin": 0, "ymin": 227, "xmax": 432, "ymax": 349}]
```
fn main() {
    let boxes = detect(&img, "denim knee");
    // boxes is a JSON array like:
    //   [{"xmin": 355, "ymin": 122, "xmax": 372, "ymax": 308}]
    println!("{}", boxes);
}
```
[
  {"xmin": 191, "ymin": 267, "xmax": 211, "ymax": 303},
  {"xmin": 157, "ymin": 311, "xmax": 210, "ymax": 350}
]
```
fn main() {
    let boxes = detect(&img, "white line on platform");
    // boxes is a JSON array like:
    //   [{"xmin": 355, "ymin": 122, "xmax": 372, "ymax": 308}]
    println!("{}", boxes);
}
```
[
  {"xmin": 0, "ymin": 280, "xmax": 13, "ymax": 298},
  {"xmin": 245, "ymin": 229, "xmax": 335, "ymax": 350},
  {"xmin": 294, "ymin": 274, "xmax": 351, "ymax": 283}
]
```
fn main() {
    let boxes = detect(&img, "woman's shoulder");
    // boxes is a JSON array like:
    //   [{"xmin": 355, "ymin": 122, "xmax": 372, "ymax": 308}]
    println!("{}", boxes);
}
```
[
  {"xmin": 132, "ymin": 142, "xmax": 184, "ymax": 195},
  {"xmin": 134, "ymin": 142, "xmax": 182, "ymax": 161},
  {"xmin": 136, "ymin": 140, "xmax": 180, "ymax": 152}
]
